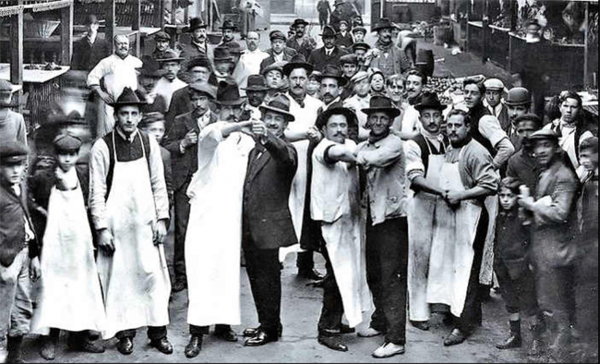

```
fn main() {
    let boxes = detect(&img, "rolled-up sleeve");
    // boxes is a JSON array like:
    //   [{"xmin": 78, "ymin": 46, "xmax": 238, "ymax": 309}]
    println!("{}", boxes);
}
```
[
  {"xmin": 479, "ymin": 115, "xmax": 515, "ymax": 168},
  {"xmin": 357, "ymin": 137, "xmax": 403, "ymax": 168},
  {"xmin": 87, "ymin": 57, "xmax": 109, "ymax": 87},
  {"xmin": 405, "ymin": 140, "xmax": 425, "ymax": 182},
  {"xmin": 148, "ymin": 137, "xmax": 170, "ymax": 222},
  {"xmin": 467, "ymin": 148, "xmax": 499, "ymax": 192},
  {"xmin": 88, "ymin": 139, "xmax": 110, "ymax": 230}
]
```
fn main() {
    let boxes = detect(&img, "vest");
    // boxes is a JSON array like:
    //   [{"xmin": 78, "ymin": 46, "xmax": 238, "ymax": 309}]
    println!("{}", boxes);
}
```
[{"xmin": 468, "ymin": 104, "xmax": 496, "ymax": 156}]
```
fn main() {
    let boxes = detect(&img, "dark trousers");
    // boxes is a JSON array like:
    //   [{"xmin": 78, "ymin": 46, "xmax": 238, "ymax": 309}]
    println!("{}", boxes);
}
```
[
  {"xmin": 495, "ymin": 259, "xmax": 540, "ymax": 316},
  {"xmin": 244, "ymin": 248, "xmax": 282, "ymax": 336},
  {"xmin": 319, "ymin": 13, "xmax": 328, "ymax": 28},
  {"xmin": 189, "ymin": 324, "xmax": 231, "ymax": 336},
  {"xmin": 173, "ymin": 183, "xmax": 190, "ymax": 281},
  {"xmin": 297, "ymin": 251, "xmax": 315, "ymax": 273},
  {"xmin": 116, "ymin": 326, "xmax": 167, "ymax": 341},
  {"xmin": 456, "ymin": 209, "xmax": 489, "ymax": 334},
  {"xmin": 365, "ymin": 217, "xmax": 409, "ymax": 346},
  {"xmin": 534, "ymin": 264, "xmax": 577, "ymax": 336},
  {"xmin": 318, "ymin": 249, "xmax": 344, "ymax": 334}
]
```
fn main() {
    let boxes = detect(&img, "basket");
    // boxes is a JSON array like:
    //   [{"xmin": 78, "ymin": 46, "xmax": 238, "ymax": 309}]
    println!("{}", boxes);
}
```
[{"xmin": 24, "ymin": 20, "xmax": 61, "ymax": 38}]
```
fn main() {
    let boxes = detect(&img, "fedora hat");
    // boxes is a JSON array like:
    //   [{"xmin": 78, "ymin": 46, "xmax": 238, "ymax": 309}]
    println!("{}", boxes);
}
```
[
  {"xmin": 504, "ymin": 87, "xmax": 532, "ymax": 106},
  {"xmin": 292, "ymin": 18, "xmax": 309, "ymax": 28},
  {"xmin": 139, "ymin": 56, "xmax": 165, "ymax": 77},
  {"xmin": 215, "ymin": 79, "xmax": 246, "ymax": 106},
  {"xmin": 315, "ymin": 65, "xmax": 347, "ymax": 87},
  {"xmin": 316, "ymin": 104, "xmax": 357, "ymax": 129},
  {"xmin": 261, "ymin": 62, "xmax": 285, "ymax": 77},
  {"xmin": 110, "ymin": 87, "xmax": 147, "ymax": 108},
  {"xmin": 213, "ymin": 46, "xmax": 233, "ymax": 62},
  {"xmin": 221, "ymin": 19, "xmax": 237, "ymax": 30},
  {"xmin": 414, "ymin": 91, "xmax": 447, "ymax": 112},
  {"xmin": 283, "ymin": 54, "xmax": 314, "ymax": 77},
  {"xmin": 189, "ymin": 81, "xmax": 217, "ymax": 99},
  {"xmin": 372, "ymin": 18, "xmax": 395, "ymax": 32},
  {"xmin": 361, "ymin": 96, "xmax": 401, "ymax": 118},
  {"xmin": 242, "ymin": 75, "xmax": 269, "ymax": 92},
  {"xmin": 319, "ymin": 25, "xmax": 337, "ymax": 38},
  {"xmin": 156, "ymin": 49, "xmax": 185, "ymax": 63},
  {"xmin": 259, "ymin": 94, "xmax": 295, "ymax": 122},
  {"xmin": 187, "ymin": 17, "xmax": 207, "ymax": 32}
]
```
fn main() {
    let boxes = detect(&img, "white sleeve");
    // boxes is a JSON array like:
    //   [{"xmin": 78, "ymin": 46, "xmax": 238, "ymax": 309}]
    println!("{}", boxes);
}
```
[
  {"xmin": 148, "ymin": 137, "xmax": 170, "ymax": 221},
  {"xmin": 87, "ymin": 57, "xmax": 110, "ymax": 87},
  {"xmin": 405, "ymin": 140, "xmax": 425, "ymax": 181},
  {"xmin": 88, "ymin": 139, "xmax": 110, "ymax": 230}
]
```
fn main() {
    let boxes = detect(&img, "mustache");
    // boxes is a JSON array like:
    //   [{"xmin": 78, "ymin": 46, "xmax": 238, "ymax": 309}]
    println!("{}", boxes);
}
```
[
  {"xmin": 334, "ymin": 132, "xmax": 346, "ymax": 137},
  {"xmin": 323, "ymin": 93, "xmax": 333, "ymax": 99}
]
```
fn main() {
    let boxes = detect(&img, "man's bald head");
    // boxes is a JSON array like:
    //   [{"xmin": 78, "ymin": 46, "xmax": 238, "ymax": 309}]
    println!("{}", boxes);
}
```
[{"xmin": 114, "ymin": 35, "xmax": 130, "ymax": 58}]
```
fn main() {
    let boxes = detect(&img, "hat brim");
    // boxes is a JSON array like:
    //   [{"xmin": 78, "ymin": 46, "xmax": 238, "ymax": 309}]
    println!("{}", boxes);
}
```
[
  {"xmin": 293, "ymin": 21, "xmax": 309, "ymax": 27},
  {"xmin": 316, "ymin": 107, "xmax": 357, "ymax": 129},
  {"xmin": 109, "ymin": 101, "xmax": 148, "ymax": 108},
  {"xmin": 241, "ymin": 86, "xmax": 270, "ymax": 92},
  {"xmin": 315, "ymin": 75, "xmax": 348, "ymax": 87},
  {"xmin": 156, "ymin": 57, "xmax": 185, "ymax": 63},
  {"xmin": 1, "ymin": 156, "xmax": 28, "ymax": 165},
  {"xmin": 214, "ymin": 57, "xmax": 234, "ymax": 62},
  {"xmin": 258, "ymin": 105, "xmax": 295, "ymax": 122},
  {"xmin": 215, "ymin": 98, "xmax": 247, "ymax": 107},
  {"xmin": 414, "ymin": 104, "xmax": 448, "ymax": 112},
  {"xmin": 283, "ymin": 62, "xmax": 314, "ymax": 77},
  {"xmin": 504, "ymin": 100, "xmax": 531, "ymax": 106},
  {"xmin": 361, "ymin": 107, "xmax": 401, "ymax": 118},
  {"xmin": 371, "ymin": 25, "xmax": 395, "ymax": 32}
]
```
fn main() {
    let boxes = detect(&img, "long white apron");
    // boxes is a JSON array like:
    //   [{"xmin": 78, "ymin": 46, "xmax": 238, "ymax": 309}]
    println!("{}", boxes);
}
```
[
  {"xmin": 407, "ymin": 153, "xmax": 445, "ymax": 322},
  {"xmin": 96, "ymin": 134, "xmax": 171, "ymax": 339},
  {"xmin": 31, "ymin": 181, "xmax": 106, "ymax": 335},
  {"xmin": 185, "ymin": 132, "xmax": 254, "ymax": 327},
  {"xmin": 427, "ymin": 149, "xmax": 482, "ymax": 317},
  {"xmin": 479, "ymin": 195, "xmax": 498, "ymax": 285}
]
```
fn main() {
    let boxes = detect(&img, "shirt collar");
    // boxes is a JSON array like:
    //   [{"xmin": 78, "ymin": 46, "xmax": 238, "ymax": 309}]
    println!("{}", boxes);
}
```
[{"xmin": 116, "ymin": 127, "xmax": 138, "ymax": 143}]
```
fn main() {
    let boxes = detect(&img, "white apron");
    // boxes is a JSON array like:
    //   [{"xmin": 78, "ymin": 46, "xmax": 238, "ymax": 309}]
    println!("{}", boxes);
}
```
[
  {"xmin": 479, "ymin": 195, "xmax": 498, "ymax": 285},
  {"xmin": 31, "ymin": 179, "xmax": 106, "ymax": 335},
  {"xmin": 407, "ymin": 153, "xmax": 445, "ymax": 322},
  {"xmin": 96, "ymin": 133, "xmax": 171, "ymax": 339},
  {"xmin": 185, "ymin": 131, "xmax": 254, "ymax": 327},
  {"xmin": 427, "ymin": 148, "xmax": 482, "ymax": 317}
]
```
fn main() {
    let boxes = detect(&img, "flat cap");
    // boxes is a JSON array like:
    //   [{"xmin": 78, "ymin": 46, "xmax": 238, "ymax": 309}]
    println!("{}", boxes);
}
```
[
  {"xmin": 189, "ymin": 81, "xmax": 217, "ymax": 99},
  {"xmin": 352, "ymin": 42, "xmax": 371, "ymax": 52},
  {"xmin": 350, "ymin": 71, "xmax": 369, "ymax": 83},
  {"xmin": 0, "ymin": 79, "xmax": 13, "ymax": 93},
  {"xmin": 339, "ymin": 53, "xmax": 358, "ymax": 65},
  {"xmin": 139, "ymin": 112, "xmax": 166, "ymax": 129},
  {"xmin": 53, "ymin": 133, "xmax": 82, "ymax": 152},
  {"xmin": 154, "ymin": 30, "xmax": 171, "ymax": 41},
  {"xmin": 514, "ymin": 113, "xmax": 542, "ymax": 128},
  {"xmin": 483, "ymin": 78, "xmax": 505, "ymax": 91},
  {"xmin": 351, "ymin": 26, "xmax": 367, "ymax": 34},
  {"xmin": 270, "ymin": 30, "xmax": 287, "ymax": 41},
  {"xmin": 0, "ymin": 140, "xmax": 29, "ymax": 164},
  {"xmin": 529, "ymin": 129, "xmax": 559, "ymax": 142}
]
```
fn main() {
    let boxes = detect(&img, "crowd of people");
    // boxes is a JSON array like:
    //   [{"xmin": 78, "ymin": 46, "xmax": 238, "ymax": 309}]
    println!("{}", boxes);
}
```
[{"xmin": 0, "ymin": 11, "xmax": 597, "ymax": 364}]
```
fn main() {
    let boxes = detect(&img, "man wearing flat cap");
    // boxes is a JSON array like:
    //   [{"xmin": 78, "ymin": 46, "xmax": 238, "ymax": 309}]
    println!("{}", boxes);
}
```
[
  {"xmin": 287, "ymin": 19, "xmax": 318, "ymax": 60},
  {"xmin": 506, "ymin": 113, "xmax": 544, "ymax": 193},
  {"xmin": 369, "ymin": 18, "xmax": 411, "ymax": 78},
  {"xmin": 518, "ymin": 129, "xmax": 581, "ymax": 362},
  {"xmin": 483, "ymin": 78, "xmax": 510, "ymax": 132},
  {"xmin": 260, "ymin": 31, "xmax": 297, "ymax": 74},
  {"xmin": 89, "ymin": 88, "xmax": 172, "ymax": 356},
  {"xmin": 343, "ymin": 71, "xmax": 371, "ymax": 139},
  {"xmin": 351, "ymin": 42, "xmax": 370, "ymax": 69},
  {"xmin": 152, "ymin": 30, "xmax": 181, "ymax": 61},
  {"xmin": 308, "ymin": 26, "xmax": 349, "ymax": 73},
  {"xmin": 154, "ymin": 49, "xmax": 188, "ymax": 120},
  {"xmin": 71, "ymin": 14, "xmax": 110, "ymax": 71},
  {"xmin": 0, "ymin": 141, "xmax": 40, "ymax": 364}
]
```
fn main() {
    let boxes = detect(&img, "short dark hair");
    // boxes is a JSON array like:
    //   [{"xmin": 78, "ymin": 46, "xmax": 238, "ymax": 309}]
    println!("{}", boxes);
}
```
[
  {"xmin": 405, "ymin": 68, "xmax": 426, "ymax": 85},
  {"xmin": 514, "ymin": 114, "xmax": 543, "ymax": 129},
  {"xmin": 559, "ymin": 90, "xmax": 583, "ymax": 108},
  {"xmin": 386, "ymin": 74, "xmax": 404, "ymax": 87},
  {"xmin": 447, "ymin": 109, "xmax": 469, "ymax": 125},
  {"xmin": 580, "ymin": 137, "xmax": 598, "ymax": 154},
  {"xmin": 463, "ymin": 78, "xmax": 486, "ymax": 94}
]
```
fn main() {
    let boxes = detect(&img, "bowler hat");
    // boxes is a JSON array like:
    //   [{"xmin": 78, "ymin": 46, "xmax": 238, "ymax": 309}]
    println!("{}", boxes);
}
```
[
  {"xmin": 221, "ymin": 19, "xmax": 237, "ymax": 31},
  {"xmin": 215, "ymin": 79, "xmax": 246, "ymax": 106},
  {"xmin": 109, "ymin": 87, "xmax": 147, "ymax": 108},
  {"xmin": 529, "ymin": 129, "xmax": 559, "ymax": 142},
  {"xmin": 242, "ymin": 75, "xmax": 269, "ymax": 92},
  {"xmin": 319, "ymin": 26, "xmax": 337, "ymax": 38},
  {"xmin": 283, "ymin": 54, "xmax": 314, "ymax": 77},
  {"xmin": 0, "ymin": 140, "xmax": 29, "ymax": 165},
  {"xmin": 213, "ymin": 46, "xmax": 233, "ymax": 62},
  {"xmin": 361, "ymin": 96, "xmax": 401, "ymax": 118},
  {"xmin": 292, "ymin": 18, "xmax": 309, "ymax": 28},
  {"xmin": 414, "ymin": 92, "xmax": 448, "ymax": 113},
  {"xmin": 372, "ymin": 18, "xmax": 395, "ymax": 32},
  {"xmin": 270, "ymin": 30, "xmax": 287, "ymax": 42},
  {"xmin": 189, "ymin": 81, "xmax": 217, "ymax": 99},
  {"xmin": 187, "ymin": 17, "xmax": 207, "ymax": 32},
  {"xmin": 259, "ymin": 94, "xmax": 295, "ymax": 122},
  {"xmin": 316, "ymin": 105, "xmax": 357, "ymax": 129},
  {"xmin": 504, "ymin": 87, "xmax": 532, "ymax": 106},
  {"xmin": 186, "ymin": 56, "xmax": 212, "ymax": 72},
  {"xmin": 156, "ymin": 49, "xmax": 185, "ymax": 63},
  {"xmin": 315, "ymin": 65, "xmax": 347, "ymax": 87},
  {"xmin": 53, "ymin": 133, "xmax": 82, "ymax": 152},
  {"xmin": 154, "ymin": 30, "xmax": 171, "ymax": 42}
]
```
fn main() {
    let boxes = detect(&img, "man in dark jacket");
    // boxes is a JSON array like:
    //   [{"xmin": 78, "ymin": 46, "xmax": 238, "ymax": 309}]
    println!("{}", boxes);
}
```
[
  {"xmin": 164, "ymin": 82, "xmax": 217, "ymax": 292},
  {"xmin": 71, "ymin": 14, "xmax": 110, "ymax": 72},
  {"xmin": 308, "ymin": 26, "xmax": 349, "ymax": 73},
  {"xmin": 241, "ymin": 95, "xmax": 298, "ymax": 347},
  {"xmin": 286, "ymin": 19, "xmax": 317, "ymax": 60},
  {"xmin": 260, "ymin": 31, "xmax": 297, "ymax": 74}
]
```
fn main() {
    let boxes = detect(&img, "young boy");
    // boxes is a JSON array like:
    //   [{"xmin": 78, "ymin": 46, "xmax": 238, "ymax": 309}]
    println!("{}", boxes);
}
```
[
  {"xmin": 494, "ymin": 177, "xmax": 545, "ymax": 355},
  {"xmin": 29, "ymin": 134, "xmax": 106, "ymax": 361},
  {"xmin": 0, "ymin": 80, "xmax": 27, "ymax": 146},
  {"xmin": 0, "ymin": 141, "xmax": 40, "ymax": 363}
]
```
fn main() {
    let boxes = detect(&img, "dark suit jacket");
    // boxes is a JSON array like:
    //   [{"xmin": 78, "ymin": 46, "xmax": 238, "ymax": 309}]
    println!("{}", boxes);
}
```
[
  {"xmin": 0, "ymin": 180, "xmax": 39, "ymax": 267},
  {"xmin": 243, "ymin": 133, "xmax": 298, "ymax": 250},
  {"xmin": 259, "ymin": 48, "xmax": 297, "ymax": 73},
  {"xmin": 164, "ymin": 111, "xmax": 217, "ymax": 191},
  {"xmin": 165, "ymin": 86, "xmax": 191, "ymax": 133},
  {"xmin": 307, "ymin": 46, "xmax": 349, "ymax": 72},
  {"xmin": 71, "ymin": 37, "xmax": 111, "ymax": 71}
]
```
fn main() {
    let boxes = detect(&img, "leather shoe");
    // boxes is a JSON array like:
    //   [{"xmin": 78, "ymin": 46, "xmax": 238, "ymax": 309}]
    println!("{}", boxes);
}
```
[
  {"xmin": 298, "ymin": 268, "xmax": 325, "ymax": 281},
  {"xmin": 171, "ymin": 279, "xmax": 187, "ymax": 293},
  {"xmin": 340, "ymin": 324, "xmax": 355, "ymax": 335},
  {"xmin": 357, "ymin": 327, "xmax": 383, "ymax": 338},
  {"xmin": 243, "ymin": 324, "xmax": 283, "ymax": 338},
  {"xmin": 214, "ymin": 327, "xmax": 238, "ymax": 342},
  {"xmin": 40, "ymin": 337, "xmax": 56, "ymax": 361},
  {"xmin": 79, "ymin": 339, "xmax": 105, "ymax": 354},
  {"xmin": 116, "ymin": 338, "xmax": 134, "ymax": 355},
  {"xmin": 244, "ymin": 330, "xmax": 278, "ymax": 347},
  {"xmin": 318, "ymin": 335, "xmax": 348, "ymax": 352},
  {"xmin": 496, "ymin": 335, "xmax": 522, "ymax": 350},
  {"xmin": 444, "ymin": 329, "xmax": 468, "ymax": 347},
  {"xmin": 150, "ymin": 337, "xmax": 173, "ymax": 355},
  {"xmin": 411, "ymin": 320, "xmax": 430, "ymax": 331},
  {"xmin": 372, "ymin": 342, "xmax": 405, "ymax": 359},
  {"xmin": 185, "ymin": 335, "xmax": 203, "ymax": 359}
]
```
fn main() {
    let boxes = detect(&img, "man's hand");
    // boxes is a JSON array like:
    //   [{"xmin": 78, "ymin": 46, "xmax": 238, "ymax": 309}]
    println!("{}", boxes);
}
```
[
  {"xmin": 97, "ymin": 229, "xmax": 115, "ymax": 255},
  {"xmin": 153, "ymin": 219, "xmax": 168, "ymax": 246},
  {"xmin": 29, "ymin": 257, "xmax": 41, "ymax": 281},
  {"xmin": 181, "ymin": 130, "xmax": 198, "ymax": 148},
  {"xmin": 444, "ymin": 190, "xmax": 463, "ymax": 207},
  {"xmin": 307, "ymin": 126, "xmax": 323, "ymax": 143},
  {"xmin": 97, "ymin": 90, "xmax": 114, "ymax": 104},
  {"xmin": 518, "ymin": 196, "xmax": 535, "ymax": 211},
  {"xmin": 251, "ymin": 119, "xmax": 268, "ymax": 138}
]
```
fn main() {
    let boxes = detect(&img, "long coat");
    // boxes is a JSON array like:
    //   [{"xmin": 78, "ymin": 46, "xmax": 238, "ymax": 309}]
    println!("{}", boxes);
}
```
[
  {"xmin": 307, "ymin": 46, "xmax": 349, "ymax": 72},
  {"xmin": 242, "ymin": 133, "xmax": 298, "ymax": 250}
]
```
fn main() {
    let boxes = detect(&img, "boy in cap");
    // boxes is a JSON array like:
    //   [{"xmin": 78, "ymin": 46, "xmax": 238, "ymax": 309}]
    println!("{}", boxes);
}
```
[
  {"xmin": 0, "ymin": 141, "xmax": 41, "ymax": 364},
  {"xmin": 0, "ymin": 80, "xmax": 27, "ymax": 147},
  {"xmin": 336, "ymin": 20, "xmax": 354, "ymax": 48},
  {"xmin": 351, "ymin": 26, "xmax": 366, "ymax": 43},
  {"xmin": 71, "ymin": 14, "xmax": 110, "ymax": 71},
  {"xmin": 30, "ymin": 134, "xmax": 106, "ymax": 361},
  {"xmin": 483, "ymin": 78, "xmax": 509, "ymax": 131}
]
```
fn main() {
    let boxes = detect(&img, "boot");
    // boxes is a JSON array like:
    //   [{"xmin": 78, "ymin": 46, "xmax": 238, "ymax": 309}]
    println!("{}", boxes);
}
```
[
  {"xmin": 528, "ymin": 320, "xmax": 547, "ymax": 357},
  {"xmin": 40, "ymin": 331, "xmax": 59, "ymax": 361},
  {"xmin": 496, "ymin": 320, "xmax": 522, "ymax": 349},
  {"xmin": 6, "ymin": 336, "xmax": 25, "ymax": 364}
]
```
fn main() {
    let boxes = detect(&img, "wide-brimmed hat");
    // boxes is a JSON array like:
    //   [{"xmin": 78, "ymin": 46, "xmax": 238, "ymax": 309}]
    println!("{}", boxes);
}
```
[
  {"xmin": 156, "ymin": 49, "xmax": 185, "ymax": 63},
  {"xmin": 189, "ymin": 81, "xmax": 217, "ymax": 99},
  {"xmin": 315, "ymin": 65, "xmax": 347, "ymax": 87},
  {"xmin": 372, "ymin": 18, "xmax": 395, "ymax": 32},
  {"xmin": 213, "ymin": 46, "xmax": 233, "ymax": 62},
  {"xmin": 261, "ymin": 62, "xmax": 285, "ymax": 77},
  {"xmin": 504, "ymin": 87, "xmax": 531, "ymax": 106},
  {"xmin": 283, "ymin": 54, "xmax": 314, "ymax": 77},
  {"xmin": 319, "ymin": 26, "xmax": 337, "ymax": 38},
  {"xmin": 215, "ymin": 79, "xmax": 246, "ymax": 106},
  {"xmin": 291, "ymin": 18, "xmax": 309, "ymax": 28},
  {"xmin": 242, "ymin": 75, "xmax": 269, "ymax": 92},
  {"xmin": 221, "ymin": 19, "xmax": 237, "ymax": 31},
  {"xmin": 109, "ymin": 87, "xmax": 147, "ymax": 108},
  {"xmin": 138, "ymin": 56, "xmax": 166, "ymax": 77},
  {"xmin": 316, "ymin": 104, "xmax": 357, "ymax": 129},
  {"xmin": 259, "ymin": 94, "xmax": 295, "ymax": 122},
  {"xmin": 414, "ymin": 92, "xmax": 447, "ymax": 112},
  {"xmin": 187, "ymin": 17, "xmax": 207, "ymax": 32},
  {"xmin": 361, "ymin": 96, "xmax": 401, "ymax": 118}
]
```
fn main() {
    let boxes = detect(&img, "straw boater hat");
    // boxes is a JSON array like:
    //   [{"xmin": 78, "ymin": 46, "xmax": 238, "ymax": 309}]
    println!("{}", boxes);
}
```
[
  {"xmin": 371, "ymin": 18, "xmax": 395, "ymax": 32},
  {"xmin": 156, "ymin": 49, "xmax": 185, "ymax": 63},
  {"xmin": 315, "ymin": 65, "xmax": 348, "ymax": 87},
  {"xmin": 109, "ymin": 87, "xmax": 147, "ymax": 108},
  {"xmin": 187, "ymin": 17, "xmax": 207, "ymax": 32},
  {"xmin": 414, "ymin": 92, "xmax": 448, "ymax": 113},
  {"xmin": 361, "ymin": 96, "xmax": 401, "ymax": 118},
  {"xmin": 215, "ymin": 79, "xmax": 246, "ymax": 106},
  {"xmin": 241, "ymin": 75, "xmax": 269, "ymax": 92},
  {"xmin": 283, "ymin": 54, "xmax": 314, "ymax": 77},
  {"xmin": 259, "ymin": 94, "xmax": 295, "ymax": 122}
]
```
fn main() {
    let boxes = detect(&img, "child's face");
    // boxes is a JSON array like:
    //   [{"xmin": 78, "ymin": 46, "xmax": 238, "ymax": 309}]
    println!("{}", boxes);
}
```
[
  {"xmin": 354, "ymin": 32, "xmax": 364, "ymax": 42},
  {"xmin": 340, "ymin": 24, "xmax": 348, "ymax": 32},
  {"xmin": 142, "ymin": 122, "xmax": 165, "ymax": 143},
  {"xmin": 56, "ymin": 151, "xmax": 79, "ymax": 172},
  {"xmin": 579, "ymin": 148, "xmax": 598, "ymax": 173},
  {"xmin": 499, "ymin": 187, "xmax": 518, "ymax": 211},
  {"xmin": 0, "ymin": 162, "xmax": 26, "ymax": 185}
]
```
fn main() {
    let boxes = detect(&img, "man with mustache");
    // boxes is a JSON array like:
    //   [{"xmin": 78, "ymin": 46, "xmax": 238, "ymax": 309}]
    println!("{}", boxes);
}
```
[
  {"xmin": 308, "ymin": 26, "xmax": 349, "ymax": 73},
  {"xmin": 393, "ymin": 69, "xmax": 425, "ymax": 140},
  {"xmin": 180, "ymin": 18, "xmax": 215, "ymax": 70},
  {"xmin": 427, "ymin": 109, "xmax": 498, "ymax": 347},
  {"xmin": 153, "ymin": 50, "xmax": 188, "ymax": 122},
  {"xmin": 234, "ymin": 32, "xmax": 269, "ymax": 94},
  {"xmin": 504, "ymin": 87, "xmax": 533, "ymax": 148},
  {"xmin": 369, "ymin": 18, "xmax": 411, "ymax": 79},
  {"xmin": 219, "ymin": 19, "xmax": 237, "ymax": 46},
  {"xmin": 316, "ymin": 65, "xmax": 347, "ymax": 114},
  {"xmin": 287, "ymin": 18, "xmax": 317, "ymax": 60},
  {"xmin": 260, "ymin": 31, "xmax": 298, "ymax": 73},
  {"xmin": 241, "ymin": 75, "xmax": 269, "ymax": 120}
]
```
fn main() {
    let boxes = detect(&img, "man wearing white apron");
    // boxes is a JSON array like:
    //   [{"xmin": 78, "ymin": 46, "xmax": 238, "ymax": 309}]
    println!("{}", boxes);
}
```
[
  {"xmin": 404, "ymin": 92, "xmax": 449, "ymax": 331},
  {"xmin": 183, "ymin": 80, "xmax": 256, "ymax": 359},
  {"xmin": 311, "ymin": 107, "xmax": 372, "ymax": 352},
  {"xmin": 89, "ymin": 87, "xmax": 172, "ymax": 356},
  {"xmin": 428, "ymin": 109, "xmax": 499, "ymax": 347}
]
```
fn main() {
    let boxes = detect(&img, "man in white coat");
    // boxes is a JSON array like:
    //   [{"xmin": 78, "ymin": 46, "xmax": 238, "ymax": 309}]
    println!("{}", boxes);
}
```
[
  {"xmin": 183, "ymin": 80, "xmax": 256, "ymax": 358},
  {"xmin": 87, "ymin": 35, "xmax": 143, "ymax": 138}
]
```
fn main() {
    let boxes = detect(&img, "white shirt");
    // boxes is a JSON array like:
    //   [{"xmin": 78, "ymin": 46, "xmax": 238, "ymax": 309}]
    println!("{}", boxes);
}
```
[
  {"xmin": 87, "ymin": 54, "xmax": 143, "ymax": 99},
  {"xmin": 152, "ymin": 77, "xmax": 188, "ymax": 112},
  {"xmin": 484, "ymin": 100, "xmax": 504, "ymax": 118},
  {"xmin": 273, "ymin": 52, "xmax": 284, "ymax": 63},
  {"xmin": 239, "ymin": 48, "xmax": 269, "ymax": 76},
  {"xmin": 286, "ymin": 93, "xmax": 324, "ymax": 137}
]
